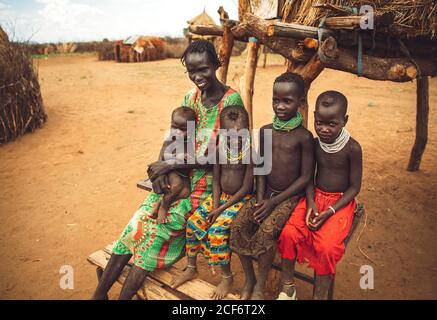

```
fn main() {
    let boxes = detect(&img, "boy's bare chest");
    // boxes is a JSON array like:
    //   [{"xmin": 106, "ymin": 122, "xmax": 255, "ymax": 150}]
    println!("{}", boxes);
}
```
[
  {"xmin": 271, "ymin": 132, "xmax": 300, "ymax": 152},
  {"xmin": 316, "ymin": 148, "xmax": 349, "ymax": 170}
]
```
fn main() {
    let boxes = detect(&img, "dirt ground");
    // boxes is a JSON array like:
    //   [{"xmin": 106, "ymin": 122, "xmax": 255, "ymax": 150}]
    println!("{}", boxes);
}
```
[{"xmin": 0, "ymin": 53, "xmax": 436, "ymax": 300}]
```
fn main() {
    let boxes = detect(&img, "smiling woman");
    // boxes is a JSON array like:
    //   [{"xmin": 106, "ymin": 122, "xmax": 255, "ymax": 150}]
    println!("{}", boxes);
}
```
[{"xmin": 92, "ymin": 39, "xmax": 245, "ymax": 300}]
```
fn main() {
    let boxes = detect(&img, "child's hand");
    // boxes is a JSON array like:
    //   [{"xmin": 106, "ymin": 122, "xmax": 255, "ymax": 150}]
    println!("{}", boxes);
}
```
[
  {"xmin": 305, "ymin": 201, "xmax": 318, "ymax": 228},
  {"xmin": 307, "ymin": 209, "xmax": 333, "ymax": 231},
  {"xmin": 253, "ymin": 199, "xmax": 275, "ymax": 224},
  {"xmin": 206, "ymin": 209, "xmax": 221, "ymax": 227}
]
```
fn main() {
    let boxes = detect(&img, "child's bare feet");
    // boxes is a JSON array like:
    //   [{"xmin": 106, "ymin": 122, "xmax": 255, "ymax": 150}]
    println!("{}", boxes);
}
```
[
  {"xmin": 251, "ymin": 284, "xmax": 265, "ymax": 300},
  {"xmin": 150, "ymin": 201, "xmax": 160, "ymax": 219},
  {"xmin": 170, "ymin": 266, "xmax": 198, "ymax": 289},
  {"xmin": 240, "ymin": 278, "xmax": 256, "ymax": 300},
  {"xmin": 156, "ymin": 206, "xmax": 170, "ymax": 224},
  {"xmin": 211, "ymin": 274, "xmax": 233, "ymax": 300}
]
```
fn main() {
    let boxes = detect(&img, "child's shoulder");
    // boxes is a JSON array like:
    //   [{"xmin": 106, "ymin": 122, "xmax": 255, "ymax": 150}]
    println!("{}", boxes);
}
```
[{"xmin": 346, "ymin": 136, "xmax": 362, "ymax": 155}]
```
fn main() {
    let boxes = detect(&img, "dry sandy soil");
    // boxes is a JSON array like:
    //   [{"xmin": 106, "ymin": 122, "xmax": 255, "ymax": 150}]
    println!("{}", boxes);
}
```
[{"xmin": 0, "ymin": 53, "xmax": 436, "ymax": 300}]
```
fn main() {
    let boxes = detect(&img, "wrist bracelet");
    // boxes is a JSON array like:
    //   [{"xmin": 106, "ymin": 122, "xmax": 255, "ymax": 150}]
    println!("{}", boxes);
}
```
[{"xmin": 328, "ymin": 206, "xmax": 336, "ymax": 214}]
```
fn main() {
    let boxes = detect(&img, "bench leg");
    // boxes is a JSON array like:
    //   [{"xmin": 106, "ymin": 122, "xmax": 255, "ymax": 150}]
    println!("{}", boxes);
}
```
[{"xmin": 328, "ymin": 279, "xmax": 335, "ymax": 300}]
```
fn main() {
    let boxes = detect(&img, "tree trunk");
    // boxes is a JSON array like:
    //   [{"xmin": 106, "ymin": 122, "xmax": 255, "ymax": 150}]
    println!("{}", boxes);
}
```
[
  {"xmin": 407, "ymin": 76, "xmax": 429, "ymax": 171},
  {"xmin": 243, "ymin": 39, "xmax": 260, "ymax": 129},
  {"xmin": 217, "ymin": 25, "xmax": 235, "ymax": 84}
]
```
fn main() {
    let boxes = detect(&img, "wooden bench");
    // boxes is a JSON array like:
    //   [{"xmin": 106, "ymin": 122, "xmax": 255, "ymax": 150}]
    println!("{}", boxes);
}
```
[
  {"xmin": 87, "ymin": 243, "xmax": 239, "ymax": 300},
  {"xmin": 88, "ymin": 178, "xmax": 363, "ymax": 300}
]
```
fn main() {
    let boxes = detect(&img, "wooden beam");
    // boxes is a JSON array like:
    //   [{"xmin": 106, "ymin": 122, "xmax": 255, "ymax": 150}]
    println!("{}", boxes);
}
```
[
  {"xmin": 267, "ymin": 21, "xmax": 335, "ymax": 40},
  {"xmin": 243, "ymin": 13, "xmax": 436, "ymax": 82},
  {"xmin": 324, "ymin": 12, "xmax": 394, "ymax": 30},
  {"xmin": 407, "ymin": 76, "xmax": 429, "ymax": 171},
  {"xmin": 243, "ymin": 38, "xmax": 260, "ymax": 129},
  {"xmin": 266, "ymin": 18, "xmax": 437, "ymax": 57},
  {"xmin": 188, "ymin": 24, "xmax": 248, "ymax": 42}
]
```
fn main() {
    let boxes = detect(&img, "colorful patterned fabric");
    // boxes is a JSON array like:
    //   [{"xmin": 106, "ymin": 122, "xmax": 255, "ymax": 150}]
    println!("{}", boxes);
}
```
[
  {"xmin": 230, "ymin": 194, "xmax": 303, "ymax": 257},
  {"xmin": 186, "ymin": 193, "xmax": 251, "ymax": 265},
  {"xmin": 277, "ymin": 188, "xmax": 356, "ymax": 276},
  {"xmin": 112, "ymin": 193, "xmax": 191, "ymax": 271},
  {"xmin": 182, "ymin": 88, "xmax": 244, "ymax": 209}
]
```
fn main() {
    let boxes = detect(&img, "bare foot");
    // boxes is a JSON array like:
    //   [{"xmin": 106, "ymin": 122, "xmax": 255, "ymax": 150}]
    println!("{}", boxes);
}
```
[
  {"xmin": 240, "ymin": 279, "xmax": 256, "ymax": 300},
  {"xmin": 156, "ymin": 205, "xmax": 169, "ymax": 224},
  {"xmin": 170, "ymin": 267, "xmax": 198, "ymax": 289},
  {"xmin": 210, "ymin": 275, "xmax": 233, "ymax": 300},
  {"xmin": 149, "ymin": 201, "xmax": 160, "ymax": 219},
  {"xmin": 251, "ymin": 285, "xmax": 265, "ymax": 300}
]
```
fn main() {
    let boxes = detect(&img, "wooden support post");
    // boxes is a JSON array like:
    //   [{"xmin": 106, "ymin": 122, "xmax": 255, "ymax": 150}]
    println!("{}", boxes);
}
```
[
  {"xmin": 262, "ymin": 45, "xmax": 268, "ymax": 68},
  {"xmin": 407, "ymin": 76, "xmax": 429, "ymax": 171},
  {"xmin": 217, "ymin": 20, "xmax": 235, "ymax": 84},
  {"xmin": 243, "ymin": 38, "xmax": 260, "ymax": 129}
]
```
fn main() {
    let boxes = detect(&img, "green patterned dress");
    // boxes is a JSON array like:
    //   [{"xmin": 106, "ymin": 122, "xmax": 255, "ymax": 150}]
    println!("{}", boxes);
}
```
[{"xmin": 112, "ymin": 87, "xmax": 244, "ymax": 271}]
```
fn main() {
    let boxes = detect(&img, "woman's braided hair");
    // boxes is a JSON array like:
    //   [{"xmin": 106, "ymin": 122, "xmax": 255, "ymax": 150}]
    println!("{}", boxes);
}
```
[{"xmin": 181, "ymin": 39, "xmax": 222, "ymax": 69}]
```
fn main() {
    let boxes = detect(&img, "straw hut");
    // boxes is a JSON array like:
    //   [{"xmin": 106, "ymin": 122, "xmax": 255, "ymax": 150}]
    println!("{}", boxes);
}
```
[
  {"xmin": 186, "ymin": 9, "xmax": 219, "ymax": 42},
  {"xmin": 188, "ymin": 0, "xmax": 436, "ymax": 171},
  {"xmin": 0, "ymin": 26, "xmax": 47, "ymax": 144},
  {"xmin": 114, "ymin": 35, "xmax": 166, "ymax": 63}
]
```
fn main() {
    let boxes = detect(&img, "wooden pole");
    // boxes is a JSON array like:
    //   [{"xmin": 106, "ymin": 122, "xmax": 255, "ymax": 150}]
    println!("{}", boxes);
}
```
[
  {"xmin": 262, "ymin": 45, "xmax": 268, "ymax": 68},
  {"xmin": 243, "ymin": 37, "xmax": 260, "ymax": 129},
  {"xmin": 217, "ymin": 21, "xmax": 235, "ymax": 84},
  {"xmin": 407, "ymin": 76, "xmax": 429, "ymax": 171}
]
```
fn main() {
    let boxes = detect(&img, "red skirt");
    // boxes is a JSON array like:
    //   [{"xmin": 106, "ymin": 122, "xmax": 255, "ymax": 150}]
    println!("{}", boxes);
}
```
[{"xmin": 277, "ymin": 188, "xmax": 356, "ymax": 276}]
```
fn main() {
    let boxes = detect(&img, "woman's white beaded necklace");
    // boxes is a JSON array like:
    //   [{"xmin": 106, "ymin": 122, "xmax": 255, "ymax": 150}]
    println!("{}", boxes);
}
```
[{"xmin": 318, "ymin": 128, "xmax": 351, "ymax": 153}]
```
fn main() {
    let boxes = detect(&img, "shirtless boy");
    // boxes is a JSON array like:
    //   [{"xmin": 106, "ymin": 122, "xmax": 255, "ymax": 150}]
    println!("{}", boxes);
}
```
[
  {"xmin": 150, "ymin": 106, "xmax": 196, "ymax": 224},
  {"xmin": 277, "ymin": 90, "xmax": 363, "ymax": 300},
  {"xmin": 171, "ymin": 106, "xmax": 253, "ymax": 299},
  {"xmin": 230, "ymin": 72, "xmax": 314, "ymax": 300}
]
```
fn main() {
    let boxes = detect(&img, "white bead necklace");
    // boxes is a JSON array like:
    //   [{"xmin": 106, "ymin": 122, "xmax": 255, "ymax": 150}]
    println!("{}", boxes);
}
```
[{"xmin": 318, "ymin": 128, "xmax": 351, "ymax": 153}]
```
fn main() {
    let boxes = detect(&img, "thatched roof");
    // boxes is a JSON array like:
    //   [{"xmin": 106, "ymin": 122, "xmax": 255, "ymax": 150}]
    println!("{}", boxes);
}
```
[
  {"xmin": 0, "ymin": 26, "xmax": 47, "ymax": 144},
  {"xmin": 280, "ymin": 0, "xmax": 437, "ymax": 39},
  {"xmin": 188, "ymin": 9, "xmax": 218, "ymax": 26}
]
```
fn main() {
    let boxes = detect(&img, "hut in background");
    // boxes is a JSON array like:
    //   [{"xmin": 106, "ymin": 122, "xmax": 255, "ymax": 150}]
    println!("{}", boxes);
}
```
[
  {"xmin": 114, "ymin": 35, "xmax": 166, "ymax": 63},
  {"xmin": 0, "ymin": 26, "xmax": 47, "ymax": 144},
  {"xmin": 186, "ymin": 9, "xmax": 219, "ymax": 42}
]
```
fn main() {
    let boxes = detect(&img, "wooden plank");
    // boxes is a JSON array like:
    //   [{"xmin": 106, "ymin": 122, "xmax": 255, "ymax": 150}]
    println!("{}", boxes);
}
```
[
  {"xmin": 102, "ymin": 244, "xmax": 239, "ymax": 300},
  {"xmin": 137, "ymin": 178, "xmax": 152, "ymax": 191},
  {"xmin": 87, "ymin": 249, "xmax": 180, "ymax": 300}
]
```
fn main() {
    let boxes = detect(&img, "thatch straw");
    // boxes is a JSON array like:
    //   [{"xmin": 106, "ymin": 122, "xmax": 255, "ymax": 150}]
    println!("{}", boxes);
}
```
[
  {"xmin": 96, "ymin": 40, "xmax": 116, "ymax": 60},
  {"xmin": 0, "ymin": 26, "xmax": 47, "ymax": 144},
  {"xmin": 281, "ymin": 0, "xmax": 437, "ymax": 39}
]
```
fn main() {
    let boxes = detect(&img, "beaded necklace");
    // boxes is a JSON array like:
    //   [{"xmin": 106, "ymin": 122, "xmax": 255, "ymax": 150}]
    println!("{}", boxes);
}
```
[{"xmin": 272, "ymin": 112, "xmax": 302, "ymax": 131}]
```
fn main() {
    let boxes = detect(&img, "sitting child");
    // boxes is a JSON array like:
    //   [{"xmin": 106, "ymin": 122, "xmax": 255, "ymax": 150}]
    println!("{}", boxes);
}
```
[
  {"xmin": 150, "ymin": 106, "xmax": 196, "ymax": 224},
  {"xmin": 171, "ymin": 106, "xmax": 253, "ymax": 300},
  {"xmin": 230, "ymin": 72, "xmax": 314, "ymax": 300},
  {"xmin": 277, "ymin": 90, "xmax": 363, "ymax": 300}
]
